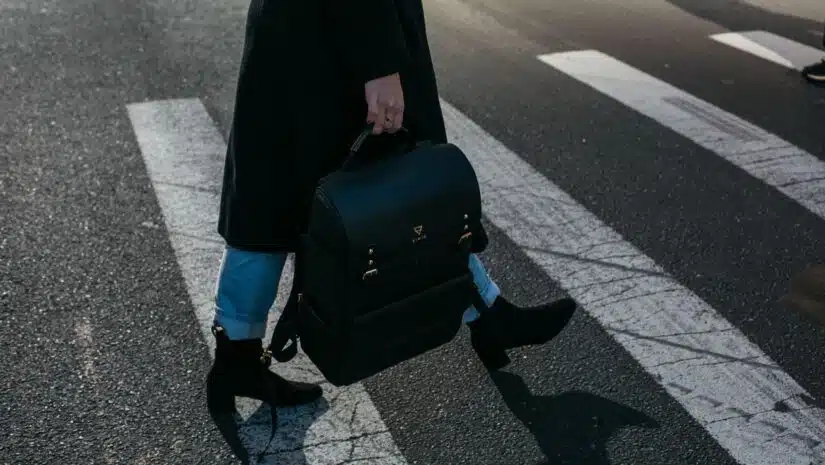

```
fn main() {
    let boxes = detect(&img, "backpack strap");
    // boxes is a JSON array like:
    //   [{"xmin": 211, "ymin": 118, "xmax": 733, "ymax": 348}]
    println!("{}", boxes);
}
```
[{"xmin": 261, "ymin": 250, "xmax": 304, "ymax": 366}]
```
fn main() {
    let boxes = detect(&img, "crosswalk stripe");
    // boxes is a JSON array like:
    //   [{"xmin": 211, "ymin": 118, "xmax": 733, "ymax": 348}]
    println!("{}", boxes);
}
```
[
  {"xmin": 126, "ymin": 98, "xmax": 408, "ymax": 465},
  {"xmin": 709, "ymin": 31, "xmax": 822, "ymax": 71},
  {"xmin": 440, "ymin": 94, "xmax": 825, "ymax": 465},
  {"xmin": 537, "ymin": 49, "xmax": 825, "ymax": 224}
]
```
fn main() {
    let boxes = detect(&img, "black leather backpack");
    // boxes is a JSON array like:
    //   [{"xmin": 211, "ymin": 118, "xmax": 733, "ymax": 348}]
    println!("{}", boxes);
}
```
[{"xmin": 262, "ymin": 125, "xmax": 502, "ymax": 386}]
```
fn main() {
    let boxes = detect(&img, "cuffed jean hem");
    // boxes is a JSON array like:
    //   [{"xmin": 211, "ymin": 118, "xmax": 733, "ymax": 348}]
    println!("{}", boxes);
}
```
[
  {"xmin": 213, "ymin": 246, "xmax": 287, "ymax": 340},
  {"xmin": 462, "ymin": 254, "xmax": 501, "ymax": 323},
  {"xmin": 213, "ymin": 313, "xmax": 269, "ymax": 340}
]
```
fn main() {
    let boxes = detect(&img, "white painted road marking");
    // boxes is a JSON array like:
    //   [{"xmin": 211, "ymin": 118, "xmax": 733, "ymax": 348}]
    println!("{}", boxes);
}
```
[
  {"xmin": 710, "ymin": 31, "xmax": 823, "ymax": 70},
  {"xmin": 538, "ymin": 49, "xmax": 825, "ymax": 223},
  {"xmin": 440, "ymin": 97, "xmax": 825, "ymax": 465},
  {"xmin": 127, "ymin": 98, "xmax": 407, "ymax": 465}
]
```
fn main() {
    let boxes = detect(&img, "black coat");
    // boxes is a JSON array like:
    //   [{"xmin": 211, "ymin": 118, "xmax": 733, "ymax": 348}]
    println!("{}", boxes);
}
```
[{"xmin": 218, "ymin": 0, "xmax": 482, "ymax": 253}]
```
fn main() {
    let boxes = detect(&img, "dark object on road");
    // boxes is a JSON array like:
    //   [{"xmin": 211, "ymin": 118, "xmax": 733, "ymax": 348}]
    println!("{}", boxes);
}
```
[
  {"xmin": 265, "ymin": 124, "xmax": 502, "ymax": 387},
  {"xmin": 781, "ymin": 264, "xmax": 825, "ymax": 325},
  {"xmin": 802, "ymin": 59, "xmax": 825, "ymax": 84},
  {"xmin": 801, "ymin": 24, "xmax": 825, "ymax": 84}
]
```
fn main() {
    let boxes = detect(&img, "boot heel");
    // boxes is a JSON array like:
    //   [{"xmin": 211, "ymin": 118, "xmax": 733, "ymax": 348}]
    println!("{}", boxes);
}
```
[
  {"xmin": 205, "ymin": 375, "xmax": 251, "ymax": 465},
  {"xmin": 472, "ymin": 336, "xmax": 511, "ymax": 370},
  {"xmin": 469, "ymin": 321, "xmax": 511, "ymax": 370},
  {"xmin": 206, "ymin": 371, "xmax": 236, "ymax": 414}
]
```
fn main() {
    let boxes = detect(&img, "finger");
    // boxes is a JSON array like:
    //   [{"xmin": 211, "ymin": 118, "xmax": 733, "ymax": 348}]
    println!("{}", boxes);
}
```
[
  {"xmin": 378, "ymin": 96, "xmax": 398, "ymax": 134},
  {"xmin": 366, "ymin": 93, "xmax": 383, "ymax": 134},
  {"xmin": 383, "ymin": 107, "xmax": 398, "ymax": 134},
  {"xmin": 372, "ymin": 104, "xmax": 386, "ymax": 135},
  {"xmin": 383, "ymin": 109, "xmax": 401, "ymax": 134},
  {"xmin": 391, "ymin": 104, "xmax": 404, "ymax": 132},
  {"xmin": 382, "ymin": 96, "xmax": 403, "ymax": 132},
  {"xmin": 365, "ymin": 91, "xmax": 378, "ymax": 121}
]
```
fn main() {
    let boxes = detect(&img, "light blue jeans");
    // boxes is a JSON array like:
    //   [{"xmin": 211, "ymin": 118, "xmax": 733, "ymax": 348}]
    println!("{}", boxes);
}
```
[{"xmin": 214, "ymin": 246, "xmax": 501, "ymax": 340}]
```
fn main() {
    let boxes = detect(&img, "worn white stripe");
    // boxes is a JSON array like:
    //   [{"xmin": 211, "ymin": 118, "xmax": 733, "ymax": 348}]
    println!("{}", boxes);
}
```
[
  {"xmin": 710, "ymin": 31, "xmax": 823, "ymax": 70},
  {"xmin": 440, "ymin": 98, "xmax": 825, "ymax": 465},
  {"xmin": 127, "ymin": 98, "xmax": 406, "ymax": 465},
  {"xmin": 537, "ymin": 49, "xmax": 825, "ymax": 223}
]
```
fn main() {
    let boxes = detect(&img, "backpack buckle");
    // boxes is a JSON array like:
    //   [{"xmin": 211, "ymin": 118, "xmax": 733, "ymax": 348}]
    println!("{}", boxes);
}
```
[{"xmin": 260, "ymin": 348, "xmax": 273, "ymax": 366}]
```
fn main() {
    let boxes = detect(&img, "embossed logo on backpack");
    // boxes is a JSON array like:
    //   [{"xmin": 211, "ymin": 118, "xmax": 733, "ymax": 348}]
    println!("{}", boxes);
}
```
[{"xmin": 412, "ymin": 225, "xmax": 427, "ymax": 243}]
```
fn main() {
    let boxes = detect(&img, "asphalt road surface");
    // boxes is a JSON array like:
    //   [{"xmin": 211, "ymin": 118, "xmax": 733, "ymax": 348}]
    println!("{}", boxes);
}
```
[{"xmin": 3, "ymin": 0, "xmax": 825, "ymax": 464}]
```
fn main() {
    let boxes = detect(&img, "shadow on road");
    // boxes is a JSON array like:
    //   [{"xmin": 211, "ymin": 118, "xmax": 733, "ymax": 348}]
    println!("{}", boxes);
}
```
[
  {"xmin": 491, "ymin": 371, "xmax": 659, "ymax": 465},
  {"xmin": 666, "ymin": 0, "xmax": 823, "ymax": 49},
  {"xmin": 209, "ymin": 396, "xmax": 330, "ymax": 465}
]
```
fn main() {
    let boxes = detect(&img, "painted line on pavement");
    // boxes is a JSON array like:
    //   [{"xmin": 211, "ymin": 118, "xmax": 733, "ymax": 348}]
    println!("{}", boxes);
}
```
[
  {"xmin": 441, "ymin": 96, "xmax": 825, "ymax": 465},
  {"xmin": 710, "ymin": 31, "xmax": 823, "ymax": 70},
  {"xmin": 538, "ymin": 49, "xmax": 825, "ymax": 226},
  {"xmin": 126, "ymin": 98, "xmax": 407, "ymax": 465}
]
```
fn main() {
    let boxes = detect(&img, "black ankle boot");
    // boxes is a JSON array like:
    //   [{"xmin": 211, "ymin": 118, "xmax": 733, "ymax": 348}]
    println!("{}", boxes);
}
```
[
  {"xmin": 468, "ymin": 296, "xmax": 578, "ymax": 370},
  {"xmin": 206, "ymin": 325, "xmax": 323, "ymax": 413}
]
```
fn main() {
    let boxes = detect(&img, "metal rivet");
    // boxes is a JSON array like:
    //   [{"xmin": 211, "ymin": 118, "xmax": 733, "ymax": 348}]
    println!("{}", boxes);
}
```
[
  {"xmin": 368, "ymin": 259, "xmax": 374, "ymax": 266},
  {"xmin": 463, "ymin": 214, "xmax": 469, "ymax": 220},
  {"xmin": 368, "ymin": 248, "xmax": 374, "ymax": 255},
  {"xmin": 464, "ymin": 224, "xmax": 469, "ymax": 230}
]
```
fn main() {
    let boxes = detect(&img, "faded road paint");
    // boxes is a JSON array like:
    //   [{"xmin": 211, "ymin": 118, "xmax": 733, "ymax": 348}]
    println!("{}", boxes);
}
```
[
  {"xmin": 710, "ymin": 31, "xmax": 824, "ymax": 70},
  {"xmin": 538, "ymin": 49, "xmax": 825, "ymax": 226}
]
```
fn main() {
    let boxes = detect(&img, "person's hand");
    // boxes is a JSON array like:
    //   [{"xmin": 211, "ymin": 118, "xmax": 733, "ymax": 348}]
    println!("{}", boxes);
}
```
[{"xmin": 364, "ymin": 73, "xmax": 404, "ymax": 134}]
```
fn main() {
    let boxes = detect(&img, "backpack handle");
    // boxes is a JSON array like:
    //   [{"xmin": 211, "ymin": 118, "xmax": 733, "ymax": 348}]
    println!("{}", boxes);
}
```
[{"xmin": 340, "ymin": 123, "xmax": 426, "ymax": 171}]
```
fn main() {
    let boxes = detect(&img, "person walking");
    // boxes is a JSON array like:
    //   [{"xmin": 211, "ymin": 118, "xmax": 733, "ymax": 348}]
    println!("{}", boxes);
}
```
[{"xmin": 205, "ymin": 0, "xmax": 579, "ymax": 412}]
